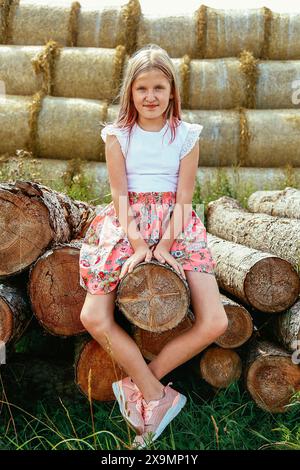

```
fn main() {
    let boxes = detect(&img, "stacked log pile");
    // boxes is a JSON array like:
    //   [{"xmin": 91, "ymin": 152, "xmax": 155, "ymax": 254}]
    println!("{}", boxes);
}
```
[{"xmin": 0, "ymin": 179, "xmax": 300, "ymax": 410}]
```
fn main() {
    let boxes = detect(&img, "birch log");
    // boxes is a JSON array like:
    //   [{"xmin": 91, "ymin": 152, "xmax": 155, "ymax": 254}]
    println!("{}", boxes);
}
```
[
  {"xmin": 199, "ymin": 346, "xmax": 242, "ymax": 389},
  {"xmin": 215, "ymin": 293, "xmax": 253, "ymax": 348},
  {"xmin": 245, "ymin": 339, "xmax": 300, "ymax": 412},
  {"xmin": 206, "ymin": 196, "xmax": 300, "ymax": 270},
  {"xmin": 266, "ymin": 300, "xmax": 300, "ymax": 353},
  {"xmin": 0, "ymin": 180, "xmax": 95, "ymax": 277},
  {"xmin": 247, "ymin": 187, "xmax": 300, "ymax": 219},
  {"xmin": 28, "ymin": 240, "xmax": 86, "ymax": 337},
  {"xmin": 75, "ymin": 336, "xmax": 125, "ymax": 402},
  {"xmin": 207, "ymin": 233, "xmax": 300, "ymax": 313}
]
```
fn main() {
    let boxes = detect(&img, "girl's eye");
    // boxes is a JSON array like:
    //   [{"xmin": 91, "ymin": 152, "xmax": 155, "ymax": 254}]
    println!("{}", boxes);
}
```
[{"xmin": 137, "ymin": 87, "xmax": 163, "ymax": 90}]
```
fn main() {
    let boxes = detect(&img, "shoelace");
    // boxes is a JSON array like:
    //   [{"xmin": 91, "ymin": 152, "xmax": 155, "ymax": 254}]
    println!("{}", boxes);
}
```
[
  {"xmin": 127, "ymin": 389, "xmax": 144, "ymax": 416},
  {"xmin": 128, "ymin": 389, "xmax": 143, "ymax": 403},
  {"xmin": 142, "ymin": 382, "xmax": 173, "ymax": 424}
]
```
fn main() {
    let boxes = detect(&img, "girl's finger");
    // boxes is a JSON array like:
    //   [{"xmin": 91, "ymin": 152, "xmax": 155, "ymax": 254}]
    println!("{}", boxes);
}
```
[
  {"xmin": 120, "ymin": 260, "xmax": 129, "ymax": 278},
  {"xmin": 128, "ymin": 262, "xmax": 134, "ymax": 273},
  {"xmin": 179, "ymin": 264, "xmax": 186, "ymax": 280}
]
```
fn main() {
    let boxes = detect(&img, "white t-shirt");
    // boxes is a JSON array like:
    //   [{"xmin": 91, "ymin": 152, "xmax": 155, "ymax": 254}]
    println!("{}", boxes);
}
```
[{"xmin": 100, "ymin": 119, "xmax": 203, "ymax": 192}]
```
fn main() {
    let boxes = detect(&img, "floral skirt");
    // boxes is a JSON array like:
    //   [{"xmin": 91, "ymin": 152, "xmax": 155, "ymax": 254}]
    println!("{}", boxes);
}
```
[{"xmin": 79, "ymin": 191, "xmax": 216, "ymax": 295}]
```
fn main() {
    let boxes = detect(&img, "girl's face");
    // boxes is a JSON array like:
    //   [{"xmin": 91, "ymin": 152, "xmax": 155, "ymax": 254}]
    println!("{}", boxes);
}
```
[{"xmin": 131, "ymin": 69, "xmax": 173, "ymax": 123}]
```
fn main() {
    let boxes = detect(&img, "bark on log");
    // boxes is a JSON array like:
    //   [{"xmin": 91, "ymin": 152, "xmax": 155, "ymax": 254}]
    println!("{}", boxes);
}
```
[
  {"xmin": 28, "ymin": 240, "xmax": 86, "ymax": 337},
  {"xmin": 207, "ymin": 233, "xmax": 300, "ymax": 312},
  {"xmin": 263, "ymin": 299, "xmax": 300, "ymax": 353},
  {"xmin": 199, "ymin": 346, "xmax": 242, "ymax": 389},
  {"xmin": 0, "ymin": 180, "xmax": 96, "ymax": 277},
  {"xmin": 245, "ymin": 339, "xmax": 300, "ymax": 413},
  {"xmin": 0, "ymin": 280, "xmax": 31, "ymax": 344},
  {"xmin": 206, "ymin": 196, "xmax": 300, "ymax": 271},
  {"xmin": 133, "ymin": 311, "xmax": 194, "ymax": 361},
  {"xmin": 247, "ymin": 187, "xmax": 300, "ymax": 219},
  {"xmin": 74, "ymin": 336, "xmax": 126, "ymax": 402},
  {"xmin": 116, "ymin": 260, "xmax": 190, "ymax": 333},
  {"xmin": 216, "ymin": 293, "xmax": 253, "ymax": 348}
]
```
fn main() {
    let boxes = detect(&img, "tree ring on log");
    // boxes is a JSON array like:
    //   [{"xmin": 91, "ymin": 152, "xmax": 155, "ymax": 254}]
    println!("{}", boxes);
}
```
[
  {"xmin": 116, "ymin": 260, "xmax": 190, "ymax": 332},
  {"xmin": 244, "ymin": 257, "xmax": 300, "ymax": 312},
  {"xmin": 247, "ymin": 356, "xmax": 300, "ymax": 412}
]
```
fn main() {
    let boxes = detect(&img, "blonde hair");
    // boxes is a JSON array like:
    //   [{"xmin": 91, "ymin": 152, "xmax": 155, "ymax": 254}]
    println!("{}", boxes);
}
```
[{"xmin": 102, "ymin": 44, "xmax": 182, "ymax": 155}]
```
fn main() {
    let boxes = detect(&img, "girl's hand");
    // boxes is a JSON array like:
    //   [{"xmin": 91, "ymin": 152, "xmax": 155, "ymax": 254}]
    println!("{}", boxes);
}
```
[
  {"xmin": 119, "ymin": 245, "xmax": 153, "ymax": 279},
  {"xmin": 152, "ymin": 243, "xmax": 186, "ymax": 280}
]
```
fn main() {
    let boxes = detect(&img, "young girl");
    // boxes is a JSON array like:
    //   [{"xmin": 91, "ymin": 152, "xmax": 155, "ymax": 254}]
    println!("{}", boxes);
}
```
[{"xmin": 79, "ymin": 44, "xmax": 228, "ymax": 448}]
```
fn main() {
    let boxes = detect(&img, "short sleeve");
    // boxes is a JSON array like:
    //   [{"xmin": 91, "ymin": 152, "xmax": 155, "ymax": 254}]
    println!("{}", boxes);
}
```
[
  {"xmin": 101, "ymin": 124, "xmax": 127, "ymax": 157},
  {"xmin": 179, "ymin": 123, "xmax": 203, "ymax": 160}
]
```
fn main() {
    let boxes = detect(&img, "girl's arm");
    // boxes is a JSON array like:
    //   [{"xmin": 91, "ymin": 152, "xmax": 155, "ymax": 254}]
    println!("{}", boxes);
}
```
[
  {"xmin": 158, "ymin": 141, "xmax": 200, "ymax": 250},
  {"xmin": 105, "ymin": 134, "xmax": 148, "ymax": 252}
]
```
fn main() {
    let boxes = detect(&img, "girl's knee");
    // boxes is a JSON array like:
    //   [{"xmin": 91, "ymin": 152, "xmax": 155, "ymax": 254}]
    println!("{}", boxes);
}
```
[
  {"xmin": 194, "ymin": 308, "xmax": 229, "ymax": 339},
  {"xmin": 80, "ymin": 307, "xmax": 113, "ymax": 334}
]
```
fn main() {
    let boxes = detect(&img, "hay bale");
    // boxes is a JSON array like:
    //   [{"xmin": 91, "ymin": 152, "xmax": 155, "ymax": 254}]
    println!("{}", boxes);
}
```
[
  {"xmin": 137, "ymin": 7, "xmax": 300, "ymax": 60},
  {"xmin": 174, "ymin": 56, "xmax": 300, "ymax": 110},
  {"xmin": 0, "ymin": 44, "xmax": 129, "ymax": 100},
  {"xmin": 181, "ymin": 108, "xmax": 300, "ymax": 167},
  {"xmin": 137, "ymin": 12, "xmax": 198, "ymax": 60},
  {"xmin": 0, "ymin": 95, "xmax": 31, "ymax": 154},
  {"xmin": 137, "ymin": 7, "xmax": 264, "ymax": 59},
  {"xmin": 1, "ymin": 98, "xmax": 300, "ymax": 166},
  {"xmin": 2, "ymin": 0, "xmax": 140, "ymax": 53},
  {"xmin": 0, "ymin": 94, "xmax": 107, "ymax": 160},
  {"xmin": 269, "ymin": 11, "xmax": 300, "ymax": 59}
]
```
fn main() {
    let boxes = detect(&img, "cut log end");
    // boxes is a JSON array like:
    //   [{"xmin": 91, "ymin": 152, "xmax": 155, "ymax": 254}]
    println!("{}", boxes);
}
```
[
  {"xmin": 0, "ymin": 188, "xmax": 53, "ymax": 277},
  {"xmin": 29, "ymin": 246, "xmax": 85, "ymax": 336},
  {"xmin": 200, "ymin": 347, "xmax": 242, "ymax": 388},
  {"xmin": 245, "ymin": 257, "xmax": 300, "ymax": 312},
  {"xmin": 216, "ymin": 304, "xmax": 253, "ymax": 348},
  {"xmin": 75, "ymin": 339, "xmax": 125, "ymax": 401},
  {"xmin": 116, "ymin": 261, "xmax": 190, "ymax": 332},
  {"xmin": 247, "ymin": 356, "xmax": 300, "ymax": 413}
]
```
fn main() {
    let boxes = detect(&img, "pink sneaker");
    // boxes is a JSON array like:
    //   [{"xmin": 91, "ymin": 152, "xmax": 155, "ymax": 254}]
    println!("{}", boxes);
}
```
[
  {"xmin": 112, "ymin": 377, "xmax": 144, "ymax": 434},
  {"xmin": 132, "ymin": 382, "xmax": 186, "ymax": 449}
]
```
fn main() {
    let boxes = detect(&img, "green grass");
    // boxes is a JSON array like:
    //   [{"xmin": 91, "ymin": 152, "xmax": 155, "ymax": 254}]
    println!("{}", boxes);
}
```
[{"xmin": 0, "ymin": 378, "xmax": 299, "ymax": 451}]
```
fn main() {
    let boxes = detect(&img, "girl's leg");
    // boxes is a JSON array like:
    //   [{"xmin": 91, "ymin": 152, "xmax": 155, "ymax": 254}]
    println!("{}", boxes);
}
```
[
  {"xmin": 80, "ymin": 290, "xmax": 164, "ymax": 402},
  {"xmin": 147, "ymin": 271, "xmax": 229, "ymax": 380}
]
